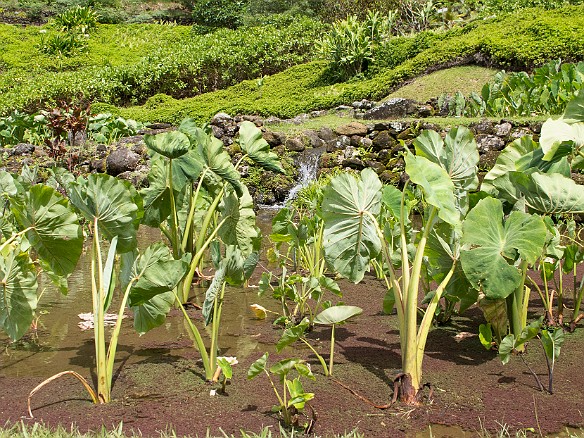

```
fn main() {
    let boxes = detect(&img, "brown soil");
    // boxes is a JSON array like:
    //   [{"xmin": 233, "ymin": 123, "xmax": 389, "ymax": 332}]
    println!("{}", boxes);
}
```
[{"xmin": 2, "ymin": 275, "xmax": 584, "ymax": 437}]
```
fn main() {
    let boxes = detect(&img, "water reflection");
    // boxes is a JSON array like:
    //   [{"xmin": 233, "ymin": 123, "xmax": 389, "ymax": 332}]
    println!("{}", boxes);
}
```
[{"xmin": 0, "ymin": 212, "xmax": 277, "ymax": 378}]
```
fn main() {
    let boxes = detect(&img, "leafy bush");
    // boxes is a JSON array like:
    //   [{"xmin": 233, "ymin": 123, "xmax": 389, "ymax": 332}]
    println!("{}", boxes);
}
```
[
  {"xmin": 441, "ymin": 60, "xmax": 584, "ymax": 117},
  {"xmin": 37, "ymin": 31, "xmax": 87, "ymax": 56},
  {"xmin": 53, "ymin": 5, "xmax": 98, "ymax": 34},
  {"xmin": 113, "ymin": 5, "xmax": 584, "ymax": 124},
  {"xmin": 191, "ymin": 0, "xmax": 248, "ymax": 29},
  {"xmin": 478, "ymin": 0, "xmax": 581, "ymax": 14}
]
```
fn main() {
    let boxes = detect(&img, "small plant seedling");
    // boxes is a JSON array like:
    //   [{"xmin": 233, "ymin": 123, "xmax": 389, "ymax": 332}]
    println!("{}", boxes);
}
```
[{"xmin": 247, "ymin": 353, "xmax": 316, "ymax": 431}]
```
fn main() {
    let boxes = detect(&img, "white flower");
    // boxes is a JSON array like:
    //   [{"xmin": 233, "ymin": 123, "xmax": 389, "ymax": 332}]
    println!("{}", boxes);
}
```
[{"xmin": 217, "ymin": 356, "xmax": 238, "ymax": 366}]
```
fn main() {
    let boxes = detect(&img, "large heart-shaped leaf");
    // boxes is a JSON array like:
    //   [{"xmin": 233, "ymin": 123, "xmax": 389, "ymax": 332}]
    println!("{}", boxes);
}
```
[
  {"xmin": 540, "ymin": 118, "xmax": 584, "ymax": 161},
  {"xmin": 10, "ymin": 184, "xmax": 82, "ymax": 277},
  {"xmin": 132, "ymin": 291, "xmax": 175, "ymax": 335},
  {"xmin": 0, "ymin": 248, "xmax": 38, "ymax": 341},
  {"xmin": 313, "ymin": 305, "xmax": 362, "ymax": 325},
  {"xmin": 0, "ymin": 171, "xmax": 17, "ymax": 197},
  {"xmin": 460, "ymin": 197, "xmax": 546, "ymax": 299},
  {"xmin": 413, "ymin": 127, "xmax": 479, "ymax": 191},
  {"xmin": 69, "ymin": 174, "xmax": 142, "ymax": 253},
  {"xmin": 564, "ymin": 90, "xmax": 584, "ymax": 123},
  {"xmin": 140, "ymin": 155, "xmax": 172, "ymax": 228},
  {"xmin": 405, "ymin": 153, "xmax": 459, "ymax": 227},
  {"xmin": 321, "ymin": 169, "xmax": 382, "ymax": 283},
  {"xmin": 238, "ymin": 121, "xmax": 284, "ymax": 173},
  {"xmin": 127, "ymin": 242, "xmax": 190, "ymax": 306},
  {"xmin": 144, "ymin": 130, "xmax": 190, "ymax": 159},
  {"xmin": 219, "ymin": 186, "xmax": 259, "ymax": 257},
  {"xmin": 510, "ymin": 171, "xmax": 584, "ymax": 214}
]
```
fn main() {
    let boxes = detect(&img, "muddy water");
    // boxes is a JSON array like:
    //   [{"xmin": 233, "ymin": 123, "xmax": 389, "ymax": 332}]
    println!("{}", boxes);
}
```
[{"xmin": 0, "ymin": 211, "xmax": 276, "ymax": 379}]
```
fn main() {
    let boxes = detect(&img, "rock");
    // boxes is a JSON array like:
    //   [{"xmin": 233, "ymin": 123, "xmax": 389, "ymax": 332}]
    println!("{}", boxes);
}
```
[
  {"xmin": 211, "ymin": 112, "xmax": 233, "ymax": 125},
  {"xmin": 285, "ymin": 137, "xmax": 305, "ymax": 152},
  {"xmin": 344, "ymin": 146, "xmax": 359, "ymax": 160},
  {"xmin": 12, "ymin": 143, "xmax": 35, "ymax": 156},
  {"xmin": 379, "ymin": 170, "xmax": 401, "ymax": 184},
  {"xmin": 479, "ymin": 150, "xmax": 501, "ymax": 172},
  {"xmin": 106, "ymin": 147, "xmax": 141, "ymax": 176},
  {"xmin": 397, "ymin": 128, "xmax": 414, "ymax": 140},
  {"xmin": 263, "ymin": 131, "xmax": 282, "ymax": 147},
  {"xmin": 471, "ymin": 119, "xmax": 495, "ymax": 135},
  {"xmin": 365, "ymin": 160, "xmax": 386, "ymax": 173},
  {"xmin": 310, "ymin": 110, "xmax": 328, "ymax": 118},
  {"xmin": 350, "ymin": 135, "xmax": 370, "ymax": 148},
  {"xmin": 301, "ymin": 130, "xmax": 324, "ymax": 148},
  {"xmin": 494, "ymin": 122, "xmax": 512, "ymax": 138},
  {"xmin": 145, "ymin": 122, "xmax": 172, "ymax": 130},
  {"xmin": 319, "ymin": 152, "xmax": 344, "ymax": 168},
  {"xmin": 372, "ymin": 131, "xmax": 397, "ymax": 151},
  {"xmin": 90, "ymin": 159, "xmax": 106, "ymax": 173},
  {"xmin": 326, "ymin": 135, "xmax": 351, "ymax": 152},
  {"xmin": 242, "ymin": 115, "xmax": 263, "ymax": 126},
  {"xmin": 476, "ymin": 134, "xmax": 506, "ymax": 154},
  {"xmin": 511, "ymin": 128, "xmax": 533, "ymax": 139},
  {"xmin": 211, "ymin": 125, "xmax": 225, "ymax": 139},
  {"xmin": 352, "ymin": 99, "xmax": 374, "ymax": 109},
  {"xmin": 335, "ymin": 122, "xmax": 368, "ymax": 136},
  {"xmin": 317, "ymin": 127, "xmax": 336, "ymax": 142},
  {"xmin": 416, "ymin": 104, "xmax": 433, "ymax": 118},
  {"xmin": 572, "ymin": 173, "xmax": 584, "ymax": 185},
  {"xmin": 363, "ymin": 98, "xmax": 419, "ymax": 120},
  {"xmin": 387, "ymin": 122, "xmax": 410, "ymax": 134},
  {"xmin": 342, "ymin": 157, "xmax": 365, "ymax": 169},
  {"xmin": 291, "ymin": 114, "xmax": 310, "ymax": 125},
  {"xmin": 131, "ymin": 143, "xmax": 147, "ymax": 157}
]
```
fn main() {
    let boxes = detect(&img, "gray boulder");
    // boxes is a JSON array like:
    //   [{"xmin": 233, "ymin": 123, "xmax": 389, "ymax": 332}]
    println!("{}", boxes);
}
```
[
  {"xmin": 364, "ymin": 98, "xmax": 419, "ymax": 120},
  {"xmin": 106, "ymin": 147, "xmax": 141, "ymax": 176}
]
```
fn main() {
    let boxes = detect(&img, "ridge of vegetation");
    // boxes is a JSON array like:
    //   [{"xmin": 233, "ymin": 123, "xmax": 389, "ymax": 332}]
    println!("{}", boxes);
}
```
[{"xmin": 100, "ymin": 5, "xmax": 584, "ymax": 124}]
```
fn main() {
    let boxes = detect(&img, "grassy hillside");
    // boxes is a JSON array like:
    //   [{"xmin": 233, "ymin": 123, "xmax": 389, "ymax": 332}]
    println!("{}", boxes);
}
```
[{"xmin": 104, "ymin": 5, "xmax": 584, "ymax": 124}]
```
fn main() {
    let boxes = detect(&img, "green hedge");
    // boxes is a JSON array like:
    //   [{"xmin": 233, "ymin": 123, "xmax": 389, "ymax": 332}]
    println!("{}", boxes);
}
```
[
  {"xmin": 112, "ymin": 5, "xmax": 584, "ymax": 124},
  {"xmin": 0, "ymin": 17, "xmax": 323, "ymax": 115}
]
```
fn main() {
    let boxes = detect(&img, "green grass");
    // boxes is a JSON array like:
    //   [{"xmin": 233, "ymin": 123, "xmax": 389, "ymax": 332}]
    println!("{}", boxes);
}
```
[
  {"xmin": 385, "ymin": 66, "xmax": 498, "ymax": 102},
  {"xmin": 0, "ymin": 422, "xmax": 364, "ymax": 438}
]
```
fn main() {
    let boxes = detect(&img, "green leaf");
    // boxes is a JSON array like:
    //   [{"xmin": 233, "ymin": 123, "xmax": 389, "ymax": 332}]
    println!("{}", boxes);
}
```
[
  {"xmin": 515, "ymin": 318, "xmax": 542, "ymax": 347},
  {"xmin": 10, "ymin": 184, "xmax": 82, "ymax": 276},
  {"xmin": 511, "ymin": 172, "xmax": 584, "ymax": 214},
  {"xmin": 0, "ymin": 171, "xmax": 17, "ymax": 197},
  {"xmin": 460, "ymin": 197, "xmax": 546, "ymax": 299},
  {"xmin": 319, "ymin": 276, "xmax": 341, "ymax": 296},
  {"xmin": 69, "ymin": 174, "xmax": 142, "ymax": 253},
  {"xmin": 541, "ymin": 327, "xmax": 564, "ymax": 363},
  {"xmin": 217, "ymin": 357, "xmax": 233, "ymax": 379},
  {"xmin": 276, "ymin": 318, "xmax": 310, "ymax": 352},
  {"xmin": 321, "ymin": 169, "xmax": 382, "ymax": 283},
  {"xmin": 219, "ymin": 186, "xmax": 260, "ymax": 257},
  {"xmin": 478, "ymin": 323, "xmax": 493, "ymax": 350},
  {"xmin": 383, "ymin": 288, "xmax": 395, "ymax": 314},
  {"xmin": 247, "ymin": 352, "xmax": 268, "ymax": 379},
  {"xmin": 127, "ymin": 242, "xmax": 190, "ymax": 306},
  {"xmin": 294, "ymin": 362, "xmax": 314, "ymax": 379},
  {"xmin": 132, "ymin": 291, "xmax": 175, "ymax": 335},
  {"xmin": 381, "ymin": 184, "xmax": 403, "ymax": 219},
  {"xmin": 0, "ymin": 247, "xmax": 38, "ymax": 341},
  {"xmin": 140, "ymin": 155, "xmax": 172, "ymax": 228},
  {"xmin": 270, "ymin": 358, "xmax": 303, "ymax": 378},
  {"xmin": 405, "ymin": 153, "xmax": 459, "ymax": 227},
  {"xmin": 102, "ymin": 236, "xmax": 118, "ymax": 312},
  {"xmin": 499, "ymin": 334, "xmax": 515, "ymax": 365},
  {"xmin": 413, "ymin": 127, "xmax": 479, "ymax": 191},
  {"xmin": 563, "ymin": 91, "xmax": 584, "ymax": 123},
  {"xmin": 540, "ymin": 118, "xmax": 584, "ymax": 161},
  {"xmin": 313, "ymin": 305, "xmax": 362, "ymax": 325},
  {"xmin": 144, "ymin": 130, "xmax": 190, "ymax": 159},
  {"xmin": 202, "ymin": 266, "xmax": 226, "ymax": 325},
  {"xmin": 238, "ymin": 121, "xmax": 284, "ymax": 173}
]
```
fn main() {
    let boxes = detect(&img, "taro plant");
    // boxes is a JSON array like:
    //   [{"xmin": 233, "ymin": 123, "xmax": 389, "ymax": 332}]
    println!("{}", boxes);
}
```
[
  {"xmin": 248, "ymin": 353, "xmax": 316, "ymax": 431},
  {"xmin": 27, "ymin": 173, "xmax": 189, "ymax": 409},
  {"xmin": 0, "ymin": 169, "xmax": 83, "ymax": 341},
  {"xmin": 321, "ymin": 127, "xmax": 479, "ymax": 404}
]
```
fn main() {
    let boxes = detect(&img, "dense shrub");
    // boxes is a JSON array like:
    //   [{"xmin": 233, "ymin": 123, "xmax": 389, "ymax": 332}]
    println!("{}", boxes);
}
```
[
  {"xmin": 0, "ymin": 17, "xmax": 324, "ymax": 115},
  {"xmin": 191, "ymin": 0, "xmax": 248, "ymax": 29},
  {"xmin": 111, "ymin": 5, "xmax": 584, "ymax": 124}
]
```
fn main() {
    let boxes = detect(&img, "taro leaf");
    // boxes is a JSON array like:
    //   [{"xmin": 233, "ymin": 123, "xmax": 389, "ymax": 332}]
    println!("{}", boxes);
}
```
[
  {"xmin": 270, "ymin": 207, "xmax": 295, "ymax": 242},
  {"xmin": 10, "ymin": 184, "xmax": 82, "ymax": 276},
  {"xmin": 102, "ymin": 236, "xmax": 118, "ymax": 312},
  {"xmin": 202, "ymin": 265, "xmax": 226, "ymax": 325},
  {"xmin": 319, "ymin": 276, "xmax": 341, "ymax": 296},
  {"xmin": 412, "ymin": 127, "xmax": 479, "ymax": 191},
  {"xmin": 540, "ymin": 118, "xmax": 584, "ymax": 161},
  {"xmin": 482, "ymin": 136, "xmax": 570, "ymax": 196},
  {"xmin": 478, "ymin": 296, "xmax": 508, "ymax": 342},
  {"xmin": 321, "ymin": 169, "xmax": 382, "ymax": 283},
  {"xmin": 0, "ymin": 248, "xmax": 38, "ymax": 341},
  {"xmin": 563, "ymin": 91, "xmax": 584, "ymax": 123},
  {"xmin": 478, "ymin": 323, "xmax": 493, "ymax": 350},
  {"xmin": 313, "ymin": 305, "xmax": 362, "ymax": 325},
  {"xmin": 223, "ymin": 245, "xmax": 260, "ymax": 285},
  {"xmin": 381, "ymin": 184, "xmax": 403, "ymax": 219},
  {"xmin": 219, "ymin": 186, "xmax": 259, "ymax": 257},
  {"xmin": 270, "ymin": 358, "xmax": 303, "ymax": 378},
  {"xmin": 499, "ymin": 334, "xmax": 515, "ymax": 365},
  {"xmin": 541, "ymin": 327, "xmax": 564, "ymax": 364},
  {"xmin": 515, "ymin": 318, "xmax": 542, "ymax": 347},
  {"xmin": 128, "ymin": 242, "xmax": 190, "ymax": 306},
  {"xmin": 287, "ymin": 378, "xmax": 314, "ymax": 409},
  {"xmin": 140, "ymin": 155, "xmax": 172, "ymax": 228},
  {"xmin": 0, "ymin": 171, "xmax": 17, "ymax": 197},
  {"xmin": 510, "ymin": 171, "xmax": 584, "ymax": 214},
  {"xmin": 144, "ymin": 130, "xmax": 190, "ymax": 159},
  {"xmin": 405, "ymin": 153, "xmax": 459, "ymax": 227},
  {"xmin": 132, "ymin": 291, "xmax": 175, "ymax": 335},
  {"xmin": 189, "ymin": 126, "xmax": 244, "ymax": 197},
  {"xmin": 217, "ymin": 357, "xmax": 233, "ymax": 379},
  {"xmin": 238, "ymin": 120, "xmax": 284, "ymax": 173},
  {"xmin": 70, "ymin": 174, "xmax": 142, "ymax": 253},
  {"xmin": 276, "ymin": 318, "xmax": 310, "ymax": 352},
  {"xmin": 460, "ymin": 197, "xmax": 546, "ymax": 299},
  {"xmin": 383, "ymin": 288, "xmax": 395, "ymax": 314},
  {"xmin": 247, "ymin": 352, "xmax": 268, "ymax": 379}
]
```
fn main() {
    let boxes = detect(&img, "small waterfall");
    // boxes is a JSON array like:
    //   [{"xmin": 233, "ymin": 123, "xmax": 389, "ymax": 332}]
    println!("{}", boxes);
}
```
[{"xmin": 283, "ymin": 147, "xmax": 323, "ymax": 204}]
